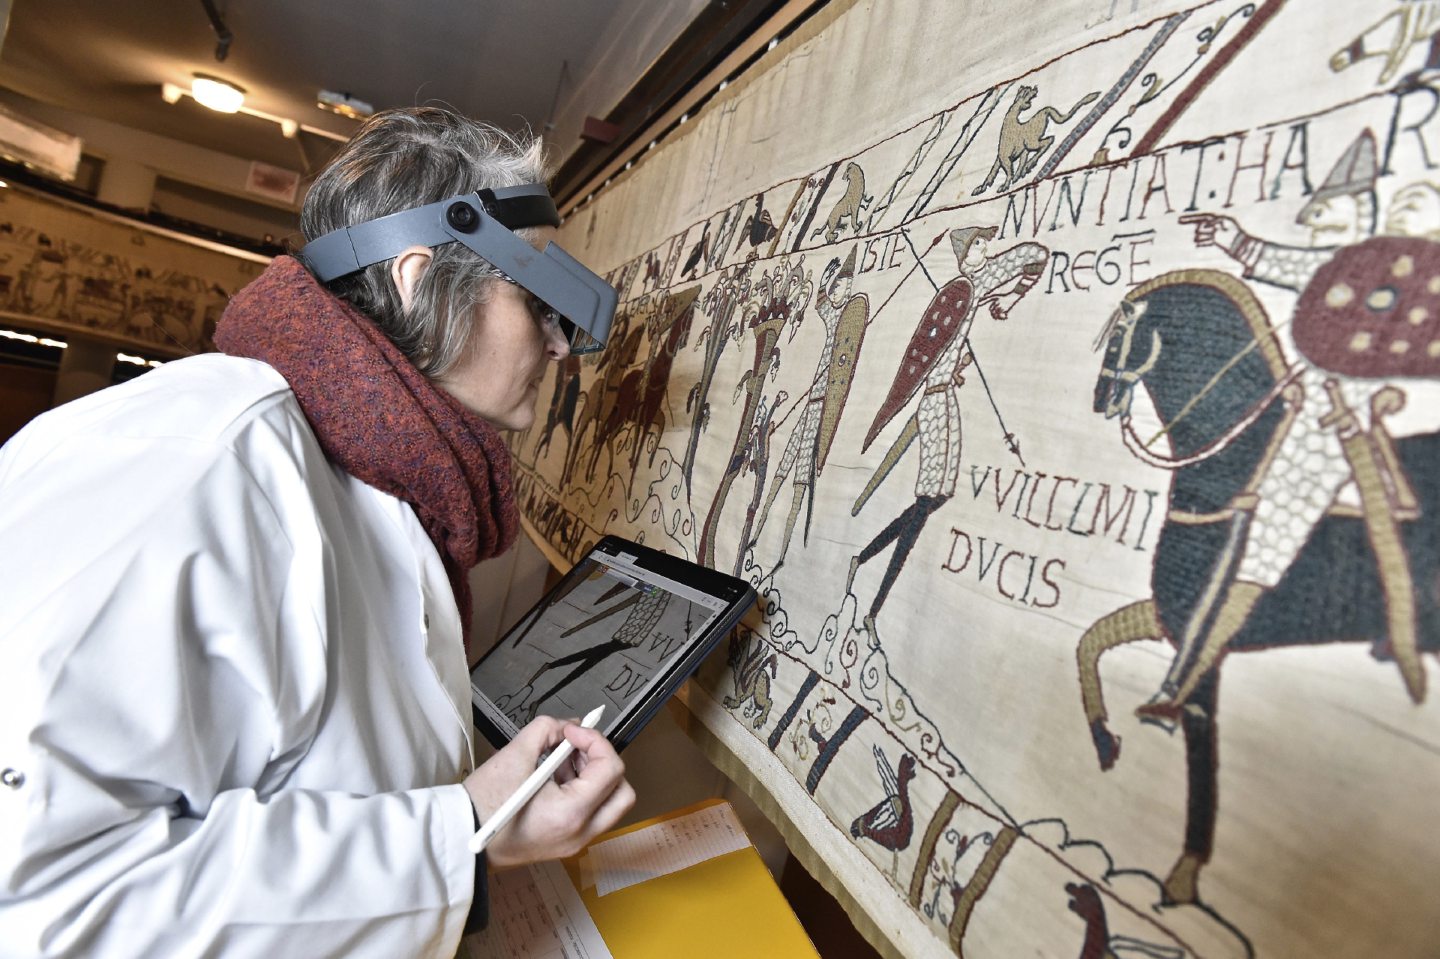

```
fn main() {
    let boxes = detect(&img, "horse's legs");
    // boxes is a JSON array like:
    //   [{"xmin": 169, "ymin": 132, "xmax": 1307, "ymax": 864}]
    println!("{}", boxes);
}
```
[
  {"xmin": 561, "ymin": 413, "xmax": 586, "ymax": 486},
  {"xmin": 1140, "ymin": 580, "xmax": 1263, "ymax": 721},
  {"xmin": 1139, "ymin": 502, "xmax": 1258, "ymax": 718},
  {"xmin": 645, "ymin": 411, "xmax": 665, "ymax": 469},
  {"xmin": 1076, "ymin": 599, "xmax": 1161, "ymax": 769},
  {"xmin": 585, "ymin": 425, "xmax": 607, "ymax": 481},
  {"xmin": 972, "ymin": 159, "xmax": 1002, "ymax": 196},
  {"xmin": 596, "ymin": 431, "xmax": 616, "ymax": 482},
  {"xmin": 629, "ymin": 423, "xmax": 644, "ymax": 475},
  {"xmin": 1166, "ymin": 672, "xmax": 1220, "ymax": 905}
]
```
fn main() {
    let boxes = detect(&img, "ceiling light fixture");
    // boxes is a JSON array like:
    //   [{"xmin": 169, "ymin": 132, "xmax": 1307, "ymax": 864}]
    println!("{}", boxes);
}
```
[
  {"xmin": 160, "ymin": 77, "xmax": 350, "ymax": 145},
  {"xmin": 316, "ymin": 90, "xmax": 374, "ymax": 120},
  {"xmin": 190, "ymin": 74, "xmax": 246, "ymax": 113}
]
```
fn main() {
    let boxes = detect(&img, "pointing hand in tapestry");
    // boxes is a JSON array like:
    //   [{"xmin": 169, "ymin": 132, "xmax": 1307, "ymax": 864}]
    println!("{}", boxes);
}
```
[{"xmin": 1179, "ymin": 212, "xmax": 1242, "ymax": 253}]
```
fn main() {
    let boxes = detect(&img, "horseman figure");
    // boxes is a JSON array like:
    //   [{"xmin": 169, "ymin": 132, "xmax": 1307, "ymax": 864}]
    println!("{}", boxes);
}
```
[{"xmin": 1144, "ymin": 129, "xmax": 1438, "ymax": 720}]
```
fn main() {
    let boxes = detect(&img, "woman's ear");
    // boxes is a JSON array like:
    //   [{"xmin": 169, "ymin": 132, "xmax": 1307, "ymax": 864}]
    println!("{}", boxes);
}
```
[{"xmin": 389, "ymin": 245, "xmax": 435, "ymax": 312}]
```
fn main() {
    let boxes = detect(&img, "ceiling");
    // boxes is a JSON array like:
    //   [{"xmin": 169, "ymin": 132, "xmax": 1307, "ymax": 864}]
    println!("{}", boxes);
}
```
[{"xmin": 0, "ymin": 0, "xmax": 708, "ymax": 205}]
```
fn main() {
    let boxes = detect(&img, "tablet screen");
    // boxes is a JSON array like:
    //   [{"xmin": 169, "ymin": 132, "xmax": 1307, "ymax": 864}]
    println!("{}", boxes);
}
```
[{"xmin": 470, "ymin": 537, "xmax": 754, "ymax": 749}]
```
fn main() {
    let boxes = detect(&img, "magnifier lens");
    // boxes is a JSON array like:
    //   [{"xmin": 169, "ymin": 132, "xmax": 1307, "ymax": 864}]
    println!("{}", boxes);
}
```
[
  {"xmin": 299, "ymin": 186, "xmax": 615, "ymax": 355},
  {"xmin": 565, "ymin": 321, "xmax": 603, "ymax": 354}
]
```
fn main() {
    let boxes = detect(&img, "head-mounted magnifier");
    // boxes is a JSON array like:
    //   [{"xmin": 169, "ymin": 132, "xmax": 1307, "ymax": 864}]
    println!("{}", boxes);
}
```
[{"xmin": 299, "ymin": 183, "xmax": 615, "ymax": 354}]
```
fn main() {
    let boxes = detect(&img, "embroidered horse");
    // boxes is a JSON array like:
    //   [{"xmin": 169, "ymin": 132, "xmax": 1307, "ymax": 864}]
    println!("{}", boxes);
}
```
[
  {"xmin": 582, "ymin": 288, "xmax": 700, "ymax": 483},
  {"xmin": 1078, "ymin": 269, "xmax": 1439, "ymax": 904},
  {"xmin": 534, "ymin": 354, "xmax": 581, "ymax": 461}
]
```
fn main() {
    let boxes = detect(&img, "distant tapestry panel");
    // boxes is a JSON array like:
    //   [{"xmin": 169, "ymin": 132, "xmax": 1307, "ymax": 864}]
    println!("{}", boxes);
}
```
[
  {"xmin": 514, "ymin": 2, "xmax": 1440, "ymax": 956},
  {"xmin": 0, "ymin": 188, "xmax": 264, "ymax": 355}
]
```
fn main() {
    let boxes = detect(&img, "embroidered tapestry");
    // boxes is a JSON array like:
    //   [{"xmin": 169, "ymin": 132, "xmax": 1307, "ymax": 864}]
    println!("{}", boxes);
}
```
[
  {"xmin": 512, "ymin": 1, "xmax": 1440, "ymax": 955},
  {"xmin": 0, "ymin": 187, "xmax": 264, "ymax": 355}
]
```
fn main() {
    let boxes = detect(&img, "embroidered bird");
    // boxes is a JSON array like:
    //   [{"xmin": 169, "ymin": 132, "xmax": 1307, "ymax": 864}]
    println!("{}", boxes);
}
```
[
  {"xmin": 681, "ymin": 222, "xmax": 711, "ymax": 278},
  {"xmin": 746, "ymin": 209, "xmax": 777, "ymax": 247},
  {"xmin": 736, "ymin": 193, "xmax": 778, "ymax": 258},
  {"xmin": 850, "ymin": 745, "xmax": 917, "ymax": 879}
]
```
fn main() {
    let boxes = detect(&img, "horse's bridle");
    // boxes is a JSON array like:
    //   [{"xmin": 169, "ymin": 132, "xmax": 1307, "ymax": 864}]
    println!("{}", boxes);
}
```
[
  {"xmin": 1120, "ymin": 362, "xmax": 1304, "ymax": 470},
  {"xmin": 1097, "ymin": 296, "xmax": 1303, "ymax": 470}
]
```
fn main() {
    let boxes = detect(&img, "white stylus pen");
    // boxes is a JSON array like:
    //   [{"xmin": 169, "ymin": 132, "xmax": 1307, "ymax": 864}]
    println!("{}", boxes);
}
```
[{"xmin": 468, "ymin": 704, "xmax": 606, "ymax": 855}]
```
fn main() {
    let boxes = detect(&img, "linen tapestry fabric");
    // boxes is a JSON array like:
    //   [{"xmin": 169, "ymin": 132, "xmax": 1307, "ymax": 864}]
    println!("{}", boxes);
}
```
[
  {"xmin": 511, "ymin": 1, "xmax": 1440, "ymax": 955},
  {"xmin": 0, "ymin": 187, "xmax": 263, "ymax": 356}
]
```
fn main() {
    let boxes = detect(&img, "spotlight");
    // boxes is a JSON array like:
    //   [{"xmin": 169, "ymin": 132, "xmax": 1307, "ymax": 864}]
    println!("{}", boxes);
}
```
[{"xmin": 190, "ymin": 74, "xmax": 246, "ymax": 113}]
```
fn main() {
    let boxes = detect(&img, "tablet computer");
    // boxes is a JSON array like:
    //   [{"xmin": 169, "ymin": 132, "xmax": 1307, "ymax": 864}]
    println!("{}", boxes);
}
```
[{"xmin": 470, "ymin": 535, "xmax": 757, "ymax": 752}]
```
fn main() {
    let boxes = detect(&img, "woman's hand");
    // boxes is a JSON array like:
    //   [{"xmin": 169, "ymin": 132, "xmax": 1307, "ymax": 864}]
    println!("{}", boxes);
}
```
[{"xmin": 463, "ymin": 716, "xmax": 634, "ymax": 869}]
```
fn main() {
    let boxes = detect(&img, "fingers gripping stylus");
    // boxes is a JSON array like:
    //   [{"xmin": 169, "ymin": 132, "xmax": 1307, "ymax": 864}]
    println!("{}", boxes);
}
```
[{"xmin": 467, "ymin": 705, "xmax": 606, "ymax": 855}]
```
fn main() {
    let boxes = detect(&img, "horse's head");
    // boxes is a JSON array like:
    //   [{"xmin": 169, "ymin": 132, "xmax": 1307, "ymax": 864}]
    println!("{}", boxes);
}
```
[
  {"xmin": 613, "ymin": 323, "xmax": 645, "ymax": 368},
  {"xmin": 1092, "ymin": 298, "xmax": 1161, "ymax": 419}
]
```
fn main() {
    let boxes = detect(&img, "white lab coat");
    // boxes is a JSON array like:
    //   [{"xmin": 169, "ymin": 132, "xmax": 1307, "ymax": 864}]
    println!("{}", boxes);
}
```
[{"xmin": 0, "ymin": 355, "xmax": 481, "ymax": 957}]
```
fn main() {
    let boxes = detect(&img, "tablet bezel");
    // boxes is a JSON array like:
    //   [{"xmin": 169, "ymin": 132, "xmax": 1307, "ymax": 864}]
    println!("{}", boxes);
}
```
[{"xmin": 469, "ymin": 535, "xmax": 756, "ymax": 752}]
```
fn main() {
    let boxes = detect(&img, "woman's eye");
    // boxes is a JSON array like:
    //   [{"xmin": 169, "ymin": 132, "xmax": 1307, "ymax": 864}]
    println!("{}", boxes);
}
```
[{"xmin": 530, "ymin": 297, "xmax": 562, "ymax": 327}]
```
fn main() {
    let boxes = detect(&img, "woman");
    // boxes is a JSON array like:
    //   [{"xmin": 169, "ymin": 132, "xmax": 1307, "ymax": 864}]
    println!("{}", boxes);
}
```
[{"xmin": 0, "ymin": 107, "xmax": 633, "ymax": 956}]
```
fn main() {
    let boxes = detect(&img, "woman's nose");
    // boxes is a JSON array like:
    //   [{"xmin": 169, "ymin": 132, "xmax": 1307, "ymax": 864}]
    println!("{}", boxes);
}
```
[{"xmin": 545, "ymin": 322, "xmax": 571, "ymax": 359}]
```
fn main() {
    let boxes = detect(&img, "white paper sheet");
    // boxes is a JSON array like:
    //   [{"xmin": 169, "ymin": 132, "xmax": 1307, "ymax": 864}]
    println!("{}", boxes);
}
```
[
  {"xmin": 585, "ymin": 802, "xmax": 752, "ymax": 897},
  {"xmin": 460, "ymin": 858, "xmax": 612, "ymax": 959}
]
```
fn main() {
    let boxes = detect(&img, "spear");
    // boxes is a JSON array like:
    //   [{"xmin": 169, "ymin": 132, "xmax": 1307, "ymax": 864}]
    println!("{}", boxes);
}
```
[
  {"xmin": 848, "ymin": 230, "xmax": 964, "ymax": 516},
  {"xmin": 765, "ymin": 229, "xmax": 947, "ymax": 432},
  {"xmin": 866, "ymin": 229, "xmax": 949, "ymax": 325}
]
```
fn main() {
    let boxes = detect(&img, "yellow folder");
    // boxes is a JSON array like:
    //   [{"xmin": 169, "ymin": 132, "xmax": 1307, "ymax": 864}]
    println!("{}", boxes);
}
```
[{"xmin": 560, "ymin": 798, "xmax": 819, "ymax": 958}]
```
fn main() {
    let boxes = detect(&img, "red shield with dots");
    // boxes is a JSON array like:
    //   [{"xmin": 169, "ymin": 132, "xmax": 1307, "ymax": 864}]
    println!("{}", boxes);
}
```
[{"xmin": 1293, "ymin": 236, "xmax": 1440, "ymax": 378}]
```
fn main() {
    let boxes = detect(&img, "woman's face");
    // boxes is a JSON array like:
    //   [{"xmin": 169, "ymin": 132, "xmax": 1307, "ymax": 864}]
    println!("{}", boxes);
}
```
[{"xmin": 436, "ymin": 228, "xmax": 571, "ymax": 430}]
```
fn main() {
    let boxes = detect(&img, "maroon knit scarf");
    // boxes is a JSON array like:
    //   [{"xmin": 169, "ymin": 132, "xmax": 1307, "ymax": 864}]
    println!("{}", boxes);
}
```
[{"xmin": 214, "ymin": 256, "xmax": 518, "ymax": 652}]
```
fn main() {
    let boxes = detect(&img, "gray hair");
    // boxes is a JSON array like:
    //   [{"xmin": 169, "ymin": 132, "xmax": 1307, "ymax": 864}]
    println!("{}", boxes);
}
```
[{"xmin": 300, "ymin": 107, "xmax": 549, "ymax": 376}]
